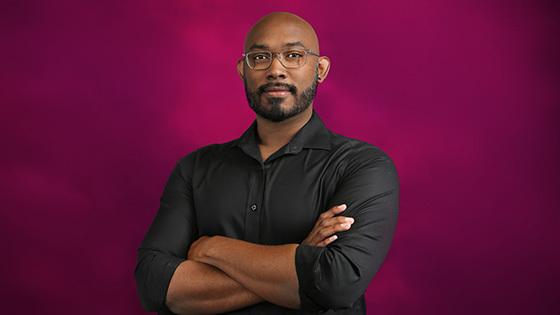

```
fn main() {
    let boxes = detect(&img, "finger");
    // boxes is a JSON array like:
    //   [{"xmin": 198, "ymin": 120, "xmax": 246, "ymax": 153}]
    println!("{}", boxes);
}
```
[
  {"xmin": 316, "ymin": 221, "xmax": 353, "ymax": 240},
  {"xmin": 308, "ymin": 204, "xmax": 349, "ymax": 244},
  {"xmin": 319, "ymin": 215, "xmax": 354, "ymax": 228},
  {"xmin": 316, "ymin": 234, "xmax": 338, "ymax": 247},
  {"xmin": 310, "ymin": 220, "xmax": 353, "ymax": 245},
  {"xmin": 317, "ymin": 204, "xmax": 347, "ymax": 223}
]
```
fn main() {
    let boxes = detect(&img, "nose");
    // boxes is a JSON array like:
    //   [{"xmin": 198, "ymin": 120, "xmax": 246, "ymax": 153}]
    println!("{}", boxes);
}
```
[{"xmin": 266, "ymin": 53, "xmax": 287, "ymax": 81}]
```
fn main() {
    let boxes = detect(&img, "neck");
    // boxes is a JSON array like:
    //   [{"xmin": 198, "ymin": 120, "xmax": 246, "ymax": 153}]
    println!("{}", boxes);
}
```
[{"xmin": 255, "ymin": 106, "xmax": 313, "ymax": 148}]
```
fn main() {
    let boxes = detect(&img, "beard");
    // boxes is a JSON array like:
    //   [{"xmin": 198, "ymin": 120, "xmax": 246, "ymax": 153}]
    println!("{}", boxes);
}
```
[{"xmin": 244, "ymin": 70, "xmax": 319, "ymax": 122}]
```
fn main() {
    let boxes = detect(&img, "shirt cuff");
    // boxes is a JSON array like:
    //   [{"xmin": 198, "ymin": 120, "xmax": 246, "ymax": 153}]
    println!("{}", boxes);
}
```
[
  {"xmin": 295, "ymin": 243, "xmax": 326, "ymax": 312},
  {"xmin": 135, "ymin": 249, "xmax": 185, "ymax": 312}
]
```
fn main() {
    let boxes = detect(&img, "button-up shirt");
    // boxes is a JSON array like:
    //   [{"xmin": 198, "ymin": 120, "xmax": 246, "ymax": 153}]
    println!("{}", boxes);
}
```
[{"xmin": 134, "ymin": 109, "xmax": 399, "ymax": 314}]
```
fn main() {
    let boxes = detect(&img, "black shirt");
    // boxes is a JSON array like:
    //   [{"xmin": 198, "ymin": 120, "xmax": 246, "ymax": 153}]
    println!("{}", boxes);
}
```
[{"xmin": 134, "ymin": 109, "xmax": 399, "ymax": 314}]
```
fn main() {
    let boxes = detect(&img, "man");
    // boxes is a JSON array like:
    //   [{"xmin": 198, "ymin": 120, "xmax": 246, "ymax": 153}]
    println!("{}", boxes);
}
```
[{"xmin": 135, "ymin": 11, "xmax": 399, "ymax": 315}]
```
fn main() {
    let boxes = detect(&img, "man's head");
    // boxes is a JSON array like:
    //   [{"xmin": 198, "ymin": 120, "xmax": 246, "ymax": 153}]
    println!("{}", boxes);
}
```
[{"xmin": 237, "ymin": 12, "xmax": 331, "ymax": 122}]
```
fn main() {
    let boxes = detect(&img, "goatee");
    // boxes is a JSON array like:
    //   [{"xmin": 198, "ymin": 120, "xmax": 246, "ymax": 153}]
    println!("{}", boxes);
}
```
[{"xmin": 244, "ymin": 71, "xmax": 319, "ymax": 122}]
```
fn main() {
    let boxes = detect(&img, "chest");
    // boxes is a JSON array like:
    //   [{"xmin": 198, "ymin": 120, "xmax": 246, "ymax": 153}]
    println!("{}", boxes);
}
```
[{"xmin": 192, "ymin": 152, "xmax": 340, "ymax": 244}]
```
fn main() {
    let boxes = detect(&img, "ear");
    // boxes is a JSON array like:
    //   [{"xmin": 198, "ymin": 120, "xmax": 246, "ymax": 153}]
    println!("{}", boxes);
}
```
[
  {"xmin": 316, "ymin": 56, "xmax": 331, "ymax": 83},
  {"xmin": 236, "ymin": 58, "xmax": 245, "ymax": 80}
]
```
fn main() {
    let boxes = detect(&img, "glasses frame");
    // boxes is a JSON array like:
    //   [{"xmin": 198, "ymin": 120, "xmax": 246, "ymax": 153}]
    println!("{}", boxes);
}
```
[{"xmin": 242, "ymin": 48, "xmax": 320, "ymax": 70}]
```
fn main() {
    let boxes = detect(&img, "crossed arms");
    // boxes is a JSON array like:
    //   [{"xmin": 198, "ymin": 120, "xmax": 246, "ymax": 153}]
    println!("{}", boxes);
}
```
[
  {"xmin": 165, "ymin": 204, "xmax": 352, "ymax": 314},
  {"xmin": 134, "ymin": 149, "xmax": 399, "ymax": 314}
]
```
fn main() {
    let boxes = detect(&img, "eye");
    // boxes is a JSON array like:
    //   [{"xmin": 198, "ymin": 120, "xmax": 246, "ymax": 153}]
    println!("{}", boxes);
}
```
[
  {"xmin": 252, "ymin": 53, "xmax": 270, "ymax": 60},
  {"xmin": 285, "ymin": 51, "xmax": 304, "ymax": 59}
]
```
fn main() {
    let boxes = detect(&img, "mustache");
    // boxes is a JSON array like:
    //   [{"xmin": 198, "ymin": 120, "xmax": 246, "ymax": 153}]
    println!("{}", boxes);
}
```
[{"xmin": 257, "ymin": 82, "xmax": 297, "ymax": 95}]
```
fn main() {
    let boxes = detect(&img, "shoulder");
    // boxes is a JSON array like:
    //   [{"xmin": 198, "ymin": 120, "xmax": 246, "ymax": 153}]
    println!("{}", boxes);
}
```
[
  {"xmin": 174, "ymin": 139, "xmax": 238, "ymax": 175},
  {"xmin": 177, "ymin": 139, "xmax": 237, "ymax": 163},
  {"xmin": 329, "ymin": 132, "xmax": 398, "ymax": 181},
  {"xmin": 330, "ymin": 132, "xmax": 395, "ymax": 164}
]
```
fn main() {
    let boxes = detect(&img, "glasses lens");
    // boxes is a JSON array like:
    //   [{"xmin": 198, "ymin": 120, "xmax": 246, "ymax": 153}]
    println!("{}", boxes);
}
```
[
  {"xmin": 247, "ymin": 52, "xmax": 272, "ymax": 69},
  {"xmin": 281, "ymin": 50, "xmax": 306, "ymax": 68},
  {"xmin": 245, "ymin": 49, "xmax": 308, "ymax": 69}
]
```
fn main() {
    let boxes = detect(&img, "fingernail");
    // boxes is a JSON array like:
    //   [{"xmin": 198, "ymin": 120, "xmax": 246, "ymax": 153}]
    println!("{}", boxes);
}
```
[
  {"xmin": 346, "ymin": 218, "xmax": 354, "ymax": 223},
  {"xmin": 338, "ymin": 204, "xmax": 347, "ymax": 210},
  {"xmin": 342, "ymin": 224, "xmax": 351, "ymax": 228}
]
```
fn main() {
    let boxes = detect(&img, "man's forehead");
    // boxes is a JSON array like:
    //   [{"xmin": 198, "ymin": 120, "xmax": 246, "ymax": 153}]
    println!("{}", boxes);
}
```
[
  {"xmin": 243, "ymin": 13, "xmax": 319, "ymax": 53},
  {"xmin": 246, "ymin": 41, "xmax": 308, "ymax": 51}
]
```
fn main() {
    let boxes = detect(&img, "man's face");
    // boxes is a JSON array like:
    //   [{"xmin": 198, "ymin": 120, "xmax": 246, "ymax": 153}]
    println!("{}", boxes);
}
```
[
  {"xmin": 241, "ymin": 23, "xmax": 321, "ymax": 122},
  {"xmin": 243, "ymin": 67, "xmax": 319, "ymax": 122}
]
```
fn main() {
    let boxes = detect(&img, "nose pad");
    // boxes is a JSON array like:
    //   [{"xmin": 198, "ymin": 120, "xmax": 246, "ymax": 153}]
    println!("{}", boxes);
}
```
[
  {"xmin": 270, "ymin": 53, "xmax": 285, "ymax": 68},
  {"xmin": 266, "ymin": 53, "xmax": 287, "ymax": 80}
]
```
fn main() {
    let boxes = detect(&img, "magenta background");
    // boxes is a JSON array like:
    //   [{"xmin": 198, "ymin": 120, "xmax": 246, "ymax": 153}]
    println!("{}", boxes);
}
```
[{"xmin": 1, "ymin": 1, "xmax": 559, "ymax": 314}]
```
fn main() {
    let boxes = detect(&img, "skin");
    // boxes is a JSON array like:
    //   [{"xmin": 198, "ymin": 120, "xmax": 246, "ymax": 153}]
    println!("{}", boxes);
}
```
[
  {"xmin": 166, "ymin": 12, "xmax": 354, "ymax": 314},
  {"xmin": 236, "ymin": 12, "xmax": 331, "ymax": 160}
]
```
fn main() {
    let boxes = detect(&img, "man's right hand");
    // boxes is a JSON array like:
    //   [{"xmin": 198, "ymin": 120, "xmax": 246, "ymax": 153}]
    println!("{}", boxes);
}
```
[{"xmin": 301, "ymin": 204, "xmax": 354, "ymax": 247}]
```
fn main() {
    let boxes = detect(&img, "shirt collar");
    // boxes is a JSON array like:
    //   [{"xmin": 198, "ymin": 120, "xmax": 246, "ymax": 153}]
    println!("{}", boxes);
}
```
[{"xmin": 235, "ymin": 109, "xmax": 332, "ymax": 158}]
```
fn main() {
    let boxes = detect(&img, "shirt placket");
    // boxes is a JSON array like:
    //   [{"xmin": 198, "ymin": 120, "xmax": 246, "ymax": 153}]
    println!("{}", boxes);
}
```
[{"xmin": 244, "ymin": 162, "xmax": 267, "ymax": 243}]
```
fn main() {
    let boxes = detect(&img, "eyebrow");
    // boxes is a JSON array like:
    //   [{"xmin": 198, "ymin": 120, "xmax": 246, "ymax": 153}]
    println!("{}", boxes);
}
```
[{"xmin": 247, "ymin": 41, "xmax": 307, "ymax": 51}]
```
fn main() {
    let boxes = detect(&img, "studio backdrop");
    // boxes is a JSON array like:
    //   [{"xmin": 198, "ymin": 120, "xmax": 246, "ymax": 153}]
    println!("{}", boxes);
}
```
[{"xmin": 1, "ymin": 1, "xmax": 558, "ymax": 314}]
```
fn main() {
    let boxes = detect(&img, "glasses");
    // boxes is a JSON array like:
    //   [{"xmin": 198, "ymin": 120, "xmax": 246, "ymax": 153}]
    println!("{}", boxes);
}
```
[{"xmin": 242, "ymin": 48, "xmax": 319, "ymax": 70}]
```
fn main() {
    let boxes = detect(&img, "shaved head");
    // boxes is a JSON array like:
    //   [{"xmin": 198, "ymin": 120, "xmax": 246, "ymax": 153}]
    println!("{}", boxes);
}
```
[
  {"xmin": 237, "ymin": 12, "xmax": 330, "ymax": 123},
  {"xmin": 243, "ymin": 12, "xmax": 320, "ymax": 54}
]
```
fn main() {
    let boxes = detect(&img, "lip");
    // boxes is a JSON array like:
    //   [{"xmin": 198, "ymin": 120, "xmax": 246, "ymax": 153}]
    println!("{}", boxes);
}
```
[{"xmin": 263, "ymin": 90, "xmax": 291, "ymax": 97}]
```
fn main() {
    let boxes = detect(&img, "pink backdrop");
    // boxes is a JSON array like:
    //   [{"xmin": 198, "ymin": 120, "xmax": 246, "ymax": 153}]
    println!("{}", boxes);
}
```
[{"xmin": 1, "ymin": 1, "xmax": 559, "ymax": 314}]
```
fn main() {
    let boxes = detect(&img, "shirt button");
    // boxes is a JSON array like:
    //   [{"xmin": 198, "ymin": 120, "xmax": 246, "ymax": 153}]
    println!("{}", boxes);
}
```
[{"xmin": 250, "ymin": 204, "xmax": 257, "ymax": 211}]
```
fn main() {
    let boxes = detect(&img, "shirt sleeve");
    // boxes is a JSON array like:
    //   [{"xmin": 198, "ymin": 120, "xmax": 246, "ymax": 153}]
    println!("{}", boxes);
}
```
[
  {"xmin": 134, "ymin": 153, "xmax": 198, "ymax": 313},
  {"xmin": 295, "ymin": 146, "xmax": 399, "ymax": 311}
]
